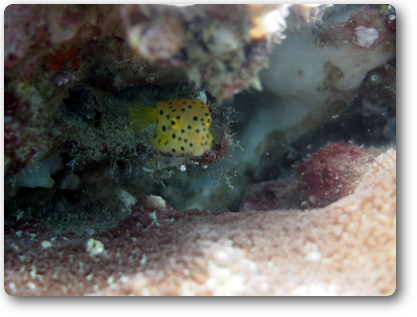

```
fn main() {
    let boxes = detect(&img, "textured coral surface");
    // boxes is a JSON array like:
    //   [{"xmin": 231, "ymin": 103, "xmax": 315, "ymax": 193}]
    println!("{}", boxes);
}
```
[{"xmin": 5, "ymin": 150, "xmax": 396, "ymax": 296}]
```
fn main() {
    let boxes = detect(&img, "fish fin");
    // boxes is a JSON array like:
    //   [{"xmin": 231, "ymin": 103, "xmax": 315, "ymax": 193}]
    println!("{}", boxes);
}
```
[
  {"xmin": 157, "ymin": 134, "xmax": 168, "ymax": 147},
  {"xmin": 127, "ymin": 103, "xmax": 157, "ymax": 130}
]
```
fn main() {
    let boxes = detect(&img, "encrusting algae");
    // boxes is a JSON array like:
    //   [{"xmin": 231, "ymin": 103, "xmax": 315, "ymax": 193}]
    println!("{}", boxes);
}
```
[{"xmin": 128, "ymin": 98, "xmax": 213, "ymax": 157}]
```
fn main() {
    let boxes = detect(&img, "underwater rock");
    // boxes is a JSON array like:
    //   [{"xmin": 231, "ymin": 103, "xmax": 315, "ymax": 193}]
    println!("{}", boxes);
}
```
[
  {"xmin": 9, "ymin": 153, "xmax": 62, "ymax": 197},
  {"xmin": 239, "ymin": 179, "xmax": 300, "ymax": 212},
  {"xmin": 251, "ymin": 5, "xmax": 396, "ymax": 160}
]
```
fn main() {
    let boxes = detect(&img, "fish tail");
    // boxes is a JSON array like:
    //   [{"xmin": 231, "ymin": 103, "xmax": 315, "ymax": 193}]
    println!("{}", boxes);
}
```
[{"xmin": 127, "ymin": 102, "xmax": 157, "ymax": 130}]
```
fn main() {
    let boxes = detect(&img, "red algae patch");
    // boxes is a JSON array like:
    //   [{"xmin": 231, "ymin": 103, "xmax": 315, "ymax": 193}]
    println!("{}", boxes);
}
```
[{"xmin": 296, "ymin": 142, "xmax": 377, "ymax": 208}]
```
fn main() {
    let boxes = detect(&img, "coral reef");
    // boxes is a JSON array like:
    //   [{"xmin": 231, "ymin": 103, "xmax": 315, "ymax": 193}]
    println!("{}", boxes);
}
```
[
  {"xmin": 5, "ymin": 4, "xmax": 317, "ymax": 200},
  {"xmin": 4, "ymin": 4, "xmax": 396, "ymax": 296},
  {"xmin": 4, "ymin": 149, "xmax": 396, "ymax": 296}
]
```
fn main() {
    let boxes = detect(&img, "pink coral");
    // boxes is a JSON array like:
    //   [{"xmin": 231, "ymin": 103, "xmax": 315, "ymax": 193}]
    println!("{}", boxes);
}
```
[{"xmin": 296, "ymin": 142, "xmax": 376, "ymax": 208}]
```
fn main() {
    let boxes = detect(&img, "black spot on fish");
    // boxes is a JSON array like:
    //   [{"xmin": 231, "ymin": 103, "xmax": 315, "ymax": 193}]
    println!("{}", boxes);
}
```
[
  {"xmin": 168, "ymin": 102, "xmax": 173, "ymax": 105},
  {"xmin": 154, "ymin": 134, "xmax": 157, "ymax": 139},
  {"xmin": 160, "ymin": 110, "xmax": 163, "ymax": 115},
  {"xmin": 162, "ymin": 125, "xmax": 166, "ymax": 132},
  {"xmin": 181, "ymin": 108, "xmax": 185, "ymax": 112},
  {"xmin": 203, "ymin": 128, "xmax": 206, "ymax": 132},
  {"xmin": 165, "ymin": 141, "xmax": 168, "ymax": 145},
  {"xmin": 196, "ymin": 129, "xmax": 200, "ymax": 133},
  {"xmin": 200, "ymin": 101, "xmax": 204, "ymax": 105},
  {"xmin": 204, "ymin": 113, "xmax": 209, "ymax": 116},
  {"xmin": 172, "ymin": 133, "xmax": 176, "ymax": 139},
  {"xmin": 184, "ymin": 139, "xmax": 188, "ymax": 143},
  {"xmin": 176, "ymin": 116, "xmax": 181, "ymax": 120},
  {"xmin": 193, "ymin": 116, "xmax": 198, "ymax": 121},
  {"xmin": 190, "ymin": 143, "xmax": 193, "ymax": 147},
  {"xmin": 172, "ymin": 109, "xmax": 176, "ymax": 112},
  {"xmin": 201, "ymin": 118, "xmax": 204, "ymax": 122},
  {"xmin": 188, "ymin": 125, "xmax": 192, "ymax": 130},
  {"xmin": 182, "ymin": 101, "xmax": 186, "ymax": 104},
  {"xmin": 191, "ymin": 101, "xmax": 195, "ymax": 104},
  {"xmin": 171, "ymin": 121, "xmax": 175, "ymax": 125},
  {"xmin": 172, "ymin": 148, "xmax": 176, "ymax": 153},
  {"xmin": 201, "ymin": 142, "xmax": 204, "ymax": 146},
  {"xmin": 206, "ymin": 134, "xmax": 209, "ymax": 138},
  {"xmin": 181, "ymin": 129, "xmax": 185, "ymax": 133},
  {"xmin": 181, "ymin": 146, "xmax": 185, "ymax": 151},
  {"xmin": 167, "ymin": 114, "xmax": 170, "ymax": 119},
  {"xmin": 158, "ymin": 138, "xmax": 161, "ymax": 144},
  {"xmin": 178, "ymin": 137, "xmax": 182, "ymax": 141},
  {"xmin": 205, "ymin": 141, "xmax": 208, "ymax": 145},
  {"xmin": 188, "ymin": 105, "xmax": 192, "ymax": 109}
]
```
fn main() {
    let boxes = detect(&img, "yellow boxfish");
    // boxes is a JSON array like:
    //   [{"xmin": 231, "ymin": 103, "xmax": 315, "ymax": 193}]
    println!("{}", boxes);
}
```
[{"xmin": 127, "ymin": 98, "xmax": 213, "ymax": 157}]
